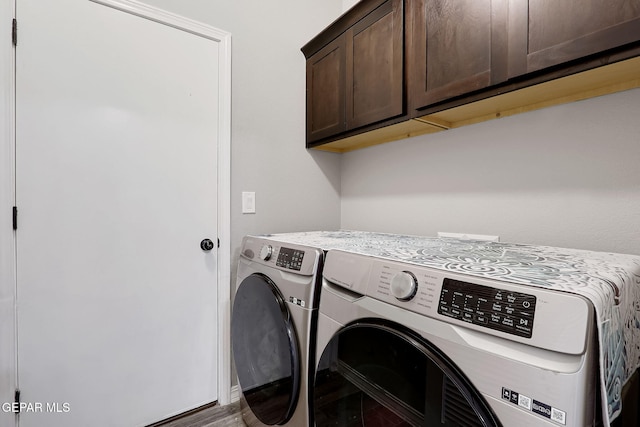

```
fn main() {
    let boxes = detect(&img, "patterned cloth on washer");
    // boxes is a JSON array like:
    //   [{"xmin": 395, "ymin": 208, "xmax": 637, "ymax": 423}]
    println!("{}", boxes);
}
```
[{"xmin": 262, "ymin": 230, "xmax": 640, "ymax": 426}]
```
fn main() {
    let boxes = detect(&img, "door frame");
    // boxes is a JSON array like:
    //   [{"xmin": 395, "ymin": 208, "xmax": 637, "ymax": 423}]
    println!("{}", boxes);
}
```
[{"xmin": 0, "ymin": 0, "xmax": 233, "ymax": 417}]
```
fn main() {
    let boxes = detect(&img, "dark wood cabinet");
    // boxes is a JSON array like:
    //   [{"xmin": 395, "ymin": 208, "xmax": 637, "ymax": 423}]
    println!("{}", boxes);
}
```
[
  {"xmin": 306, "ymin": 36, "xmax": 346, "ymax": 142},
  {"xmin": 303, "ymin": 0, "xmax": 640, "ymax": 152},
  {"xmin": 346, "ymin": 0, "xmax": 404, "ymax": 128},
  {"xmin": 508, "ymin": 0, "xmax": 640, "ymax": 77},
  {"xmin": 302, "ymin": 0, "xmax": 404, "ymax": 146},
  {"xmin": 408, "ymin": 0, "xmax": 508, "ymax": 110}
]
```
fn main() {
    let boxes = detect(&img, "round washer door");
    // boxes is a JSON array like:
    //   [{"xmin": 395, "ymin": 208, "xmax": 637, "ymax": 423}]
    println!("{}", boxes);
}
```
[
  {"xmin": 231, "ymin": 273, "xmax": 300, "ymax": 425},
  {"xmin": 314, "ymin": 320, "xmax": 501, "ymax": 427}
]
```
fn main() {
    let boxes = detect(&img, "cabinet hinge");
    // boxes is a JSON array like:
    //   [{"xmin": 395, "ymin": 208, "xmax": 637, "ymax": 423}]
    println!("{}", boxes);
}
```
[
  {"xmin": 12, "ymin": 206, "xmax": 17, "ymax": 230},
  {"xmin": 12, "ymin": 19, "xmax": 17, "ymax": 46}
]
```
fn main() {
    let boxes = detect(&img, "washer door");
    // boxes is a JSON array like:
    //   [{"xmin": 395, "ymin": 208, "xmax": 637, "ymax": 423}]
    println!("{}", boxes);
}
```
[
  {"xmin": 231, "ymin": 273, "xmax": 300, "ymax": 425},
  {"xmin": 314, "ymin": 320, "xmax": 501, "ymax": 427}
]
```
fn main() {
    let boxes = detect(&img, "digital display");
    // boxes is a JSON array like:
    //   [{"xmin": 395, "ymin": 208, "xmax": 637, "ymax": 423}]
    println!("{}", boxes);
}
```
[
  {"xmin": 438, "ymin": 278, "xmax": 536, "ymax": 338},
  {"xmin": 276, "ymin": 247, "xmax": 305, "ymax": 271}
]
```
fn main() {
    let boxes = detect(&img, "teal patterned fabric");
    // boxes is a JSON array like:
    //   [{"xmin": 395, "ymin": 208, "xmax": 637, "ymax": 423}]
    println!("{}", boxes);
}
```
[{"xmin": 261, "ymin": 230, "xmax": 640, "ymax": 425}]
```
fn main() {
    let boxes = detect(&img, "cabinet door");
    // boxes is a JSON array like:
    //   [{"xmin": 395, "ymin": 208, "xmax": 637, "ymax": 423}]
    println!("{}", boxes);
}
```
[
  {"xmin": 346, "ymin": 0, "xmax": 404, "ymax": 129},
  {"xmin": 509, "ymin": 0, "xmax": 640, "ymax": 77},
  {"xmin": 409, "ymin": 0, "xmax": 508, "ymax": 110},
  {"xmin": 306, "ymin": 36, "xmax": 346, "ymax": 143}
]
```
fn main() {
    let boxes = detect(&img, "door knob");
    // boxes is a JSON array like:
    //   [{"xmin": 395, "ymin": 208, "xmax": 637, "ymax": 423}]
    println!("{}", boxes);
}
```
[{"xmin": 200, "ymin": 238, "xmax": 215, "ymax": 251}]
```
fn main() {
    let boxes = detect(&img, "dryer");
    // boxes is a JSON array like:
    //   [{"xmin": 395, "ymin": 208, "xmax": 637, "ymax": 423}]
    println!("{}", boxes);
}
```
[
  {"xmin": 313, "ymin": 249, "xmax": 600, "ymax": 427},
  {"xmin": 231, "ymin": 235, "xmax": 324, "ymax": 426}
]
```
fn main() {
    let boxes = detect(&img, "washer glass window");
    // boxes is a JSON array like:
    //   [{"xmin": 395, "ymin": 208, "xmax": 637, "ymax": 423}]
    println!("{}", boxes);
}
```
[{"xmin": 314, "ymin": 321, "xmax": 500, "ymax": 427}]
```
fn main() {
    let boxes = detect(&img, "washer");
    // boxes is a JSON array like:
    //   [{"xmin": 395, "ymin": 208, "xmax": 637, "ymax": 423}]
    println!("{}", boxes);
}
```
[
  {"xmin": 313, "ymin": 249, "xmax": 599, "ymax": 427},
  {"xmin": 231, "ymin": 235, "xmax": 325, "ymax": 427}
]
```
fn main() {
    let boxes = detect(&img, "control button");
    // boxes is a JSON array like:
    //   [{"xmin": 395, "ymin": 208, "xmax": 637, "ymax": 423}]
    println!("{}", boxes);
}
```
[
  {"xmin": 519, "ymin": 296, "xmax": 536, "ymax": 311},
  {"xmin": 259, "ymin": 245, "xmax": 273, "ymax": 261},
  {"xmin": 475, "ymin": 314, "xmax": 488, "ymax": 324},
  {"xmin": 501, "ymin": 316, "xmax": 515, "ymax": 328},
  {"xmin": 390, "ymin": 271, "xmax": 418, "ymax": 301}
]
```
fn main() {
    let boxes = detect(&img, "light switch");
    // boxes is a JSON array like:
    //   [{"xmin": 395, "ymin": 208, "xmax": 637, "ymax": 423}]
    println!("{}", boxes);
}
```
[{"xmin": 242, "ymin": 192, "xmax": 256, "ymax": 214}]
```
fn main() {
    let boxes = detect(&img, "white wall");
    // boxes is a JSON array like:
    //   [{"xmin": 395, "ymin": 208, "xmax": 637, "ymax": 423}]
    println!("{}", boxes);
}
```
[
  {"xmin": 138, "ymin": 0, "xmax": 344, "ymax": 268},
  {"xmin": 343, "ymin": 0, "xmax": 359, "ymax": 11},
  {"xmin": 341, "ymin": 88, "xmax": 640, "ymax": 255}
]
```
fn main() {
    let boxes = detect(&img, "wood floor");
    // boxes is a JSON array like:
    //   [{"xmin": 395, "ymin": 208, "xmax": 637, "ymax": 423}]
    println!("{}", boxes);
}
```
[{"xmin": 150, "ymin": 402, "xmax": 246, "ymax": 427}]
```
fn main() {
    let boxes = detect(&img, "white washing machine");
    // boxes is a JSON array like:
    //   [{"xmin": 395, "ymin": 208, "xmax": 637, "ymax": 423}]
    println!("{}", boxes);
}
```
[
  {"xmin": 313, "ymin": 249, "xmax": 600, "ymax": 427},
  {"xmin": 231, "ymin": 235, "xmax": 324, "ymax": 426}
]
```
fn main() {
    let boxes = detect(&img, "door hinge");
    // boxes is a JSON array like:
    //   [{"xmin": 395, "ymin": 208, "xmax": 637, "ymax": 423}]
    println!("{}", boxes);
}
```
[
  {"xmin": 12, "ymin": 19, "xmax": 17, "ymax": 46},
  {"xmin": 12, "ymin": 206, "xmax": 17, "ymax": 230},
  {"xmin": 14, "ymin": 389, "xmax": 20, "ymax": 412}
]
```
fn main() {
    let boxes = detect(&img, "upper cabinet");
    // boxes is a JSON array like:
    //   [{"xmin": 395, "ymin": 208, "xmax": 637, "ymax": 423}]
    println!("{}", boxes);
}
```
[
  {"xmin": 408, "ymin": 0, "xmax": 508, "ymax": 110},
  {"xmin": 305, "ymin": 36, "xmax": 347, "ymax": 142},
  {"xmin": 508, "ymin": 0, "xmax": 640, "ymax": 77},
  {"xmin": 302, "ymin": 0, "xmax": 404, "ymax": 145},
  {"xmin": 347, "ymin": 0, "xmax": 404, "ymax": 129},
  {"xmin": 303, "ymin": 0, "xmax": 640, "ymax": 152}
]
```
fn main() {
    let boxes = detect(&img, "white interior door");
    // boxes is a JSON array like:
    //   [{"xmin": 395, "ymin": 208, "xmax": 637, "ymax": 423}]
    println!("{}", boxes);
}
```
[{"xmin": 15, "ymin": 1, "xmax": 220, "ymax": 425}]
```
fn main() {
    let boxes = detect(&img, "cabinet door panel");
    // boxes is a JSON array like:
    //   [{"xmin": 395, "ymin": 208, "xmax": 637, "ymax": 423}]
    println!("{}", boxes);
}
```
[
  {"xmin": 509, "ymin": 0, "xmax": 640, "ymax": 77},
  {"xmin": 346, "ymin": 0, "xmax": 404, "ymax": 129},
  {"xmin": 306, "ymin": 37, "xmax": 346, "ymax": 143},
  {"xmin": 409, "ymin": 0, "xmax": 507, "ymax": 110}
]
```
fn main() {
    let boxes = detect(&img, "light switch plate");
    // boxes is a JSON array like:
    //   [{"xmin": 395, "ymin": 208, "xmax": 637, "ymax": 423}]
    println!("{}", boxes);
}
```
[{"xmin": 242, "ymin": 192, "xmax": 255, "ymax": 214}]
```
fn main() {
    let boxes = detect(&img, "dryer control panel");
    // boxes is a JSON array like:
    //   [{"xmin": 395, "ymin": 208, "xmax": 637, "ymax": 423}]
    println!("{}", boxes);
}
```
[
  {"xmin": 276, "ymin": 247, "xmax": 305, "ymax": 271},
  {"xmin": 438, "ymin": 278, "xmax": 537, "ymax": 338},
  {"xmin": 240, "ymin": 236, "xmax": 321, "ymax": 277}
]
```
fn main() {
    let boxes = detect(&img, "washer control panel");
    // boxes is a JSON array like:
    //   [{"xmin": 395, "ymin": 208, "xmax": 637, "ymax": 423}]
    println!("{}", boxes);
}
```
[
  {"xmin": 438, "ymin": 278, "xmax": 536, "ymax": 338},
  {"xmin": 324, "ymin": 250, "xmax": 592, "ymax": 354}
]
